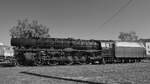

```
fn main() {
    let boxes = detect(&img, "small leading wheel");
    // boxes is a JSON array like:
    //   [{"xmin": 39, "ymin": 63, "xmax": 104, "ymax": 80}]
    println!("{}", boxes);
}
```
[
  {"xmin": 79, "ymin": 56, "xmax": 86, "ymax": 65},
  {"xmin": 66, "ymin": 56, "xmax": 73, "ymax": 65},
  {"xmin": 34, "ymin": 59, "xmax": 44, "ymax": 66},
  {"xmin": 66, "ymin": 61, "xmax": 73, "ymax": 65},
  {"xmin": 50, "ymin": 60, "xmax": 59, "ymax": 65},
  {"xmin": 47, "ymin": 60, "xmax": 52, "ymax": 65}
]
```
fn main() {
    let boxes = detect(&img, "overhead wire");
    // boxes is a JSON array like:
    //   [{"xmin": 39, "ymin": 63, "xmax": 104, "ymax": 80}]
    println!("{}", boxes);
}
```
[{"xmin": 79, "ymin": 0, "xmax": 133, "ymax": 38}]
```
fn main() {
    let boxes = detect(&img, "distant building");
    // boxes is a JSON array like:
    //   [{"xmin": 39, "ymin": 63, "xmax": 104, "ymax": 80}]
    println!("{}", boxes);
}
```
[{"xmin": 0, "ymin": 43, "xmax": 4, "ymax": 45}]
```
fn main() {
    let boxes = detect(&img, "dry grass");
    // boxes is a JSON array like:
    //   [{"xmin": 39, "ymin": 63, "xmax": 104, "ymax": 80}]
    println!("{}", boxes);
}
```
[{"xmin": 0, "ymin": 62, "xmax": 150, "ymax": 84}]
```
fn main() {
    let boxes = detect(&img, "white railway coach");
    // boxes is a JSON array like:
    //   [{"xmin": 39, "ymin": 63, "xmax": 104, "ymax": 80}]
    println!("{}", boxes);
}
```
[
  {"xmin": 0, "ymin": 45, "xmax": 15, "ymax": 65},
  {"xmin": 139, "ymin": 39, "xmax": 150, "ymax": 58}
]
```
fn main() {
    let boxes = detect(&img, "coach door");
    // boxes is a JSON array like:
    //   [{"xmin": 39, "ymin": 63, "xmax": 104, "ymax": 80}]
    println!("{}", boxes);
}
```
[{"xmin": 146, "ymin": 42, "xmax": 150, "ymax": 56}]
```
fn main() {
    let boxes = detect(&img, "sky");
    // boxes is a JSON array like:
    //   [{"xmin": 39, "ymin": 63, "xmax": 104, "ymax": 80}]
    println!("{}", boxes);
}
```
[{"xmin": 0, "ymin": 0, "xmax": 150, "ymax": 45}]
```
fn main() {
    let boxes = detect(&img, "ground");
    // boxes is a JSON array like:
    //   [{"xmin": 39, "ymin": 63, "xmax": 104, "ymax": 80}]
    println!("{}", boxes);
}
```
[{"xmin": 0, "ymin": 61, "xmax": 150, "ymax": 84}]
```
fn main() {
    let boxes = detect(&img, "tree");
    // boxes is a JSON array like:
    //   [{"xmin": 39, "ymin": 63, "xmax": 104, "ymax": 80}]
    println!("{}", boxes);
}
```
[
  {"xmin": 118, "ymin": 31, "xmax": 138, "ymax": 41},
  {"xmin": 10, "ymin": 19, "xmax": 50, "ymax": 38}
]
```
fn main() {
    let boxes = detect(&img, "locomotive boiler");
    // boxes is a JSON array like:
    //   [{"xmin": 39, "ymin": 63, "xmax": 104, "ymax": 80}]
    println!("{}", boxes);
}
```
[{"xmin": 11, "ymin": 38, "xmax": 100, "ymax": 50}]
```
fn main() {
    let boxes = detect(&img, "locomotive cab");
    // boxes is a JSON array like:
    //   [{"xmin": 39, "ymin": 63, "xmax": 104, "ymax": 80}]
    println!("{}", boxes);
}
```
[{"xmin": 100, "ymin": 40, "xmax": 115, "ymax": 63}]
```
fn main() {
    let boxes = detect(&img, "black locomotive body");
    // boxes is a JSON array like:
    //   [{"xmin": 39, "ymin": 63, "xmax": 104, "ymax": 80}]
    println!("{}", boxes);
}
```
[
  {"xmin": 11, "ymin": 38, "xmax": 100, "ymax": 50},
  {"xmin": 11, "ymin": 38, "xmax": 145, "ymax": 66}
]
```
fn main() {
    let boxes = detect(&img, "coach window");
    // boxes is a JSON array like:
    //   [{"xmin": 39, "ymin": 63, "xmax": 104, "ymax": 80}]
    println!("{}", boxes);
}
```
[
  {"xmin": 106, "ymin": 43, "xmax": 110, "ymax": 48},
  {"xmin": 101, "ymin": 43, "xmax": 106, "ymax": 48}
]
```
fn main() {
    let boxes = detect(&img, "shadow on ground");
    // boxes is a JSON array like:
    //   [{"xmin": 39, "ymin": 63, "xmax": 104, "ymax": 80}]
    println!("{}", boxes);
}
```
[{"xmin": 20, "ymin": 71, "xmax": 105, "ymax": 84}]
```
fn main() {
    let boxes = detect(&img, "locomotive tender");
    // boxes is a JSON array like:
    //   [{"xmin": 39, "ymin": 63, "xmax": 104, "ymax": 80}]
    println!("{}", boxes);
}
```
[{"xmin": 11, "ymin": 38, "xmax": 146, "ymax": 66}]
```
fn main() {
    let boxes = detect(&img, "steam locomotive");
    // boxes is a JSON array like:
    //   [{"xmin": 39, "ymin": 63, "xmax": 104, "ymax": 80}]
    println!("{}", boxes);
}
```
[{"xmin": 11, "ymin": 38, "xmax": 146, "ymax": 66}]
